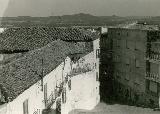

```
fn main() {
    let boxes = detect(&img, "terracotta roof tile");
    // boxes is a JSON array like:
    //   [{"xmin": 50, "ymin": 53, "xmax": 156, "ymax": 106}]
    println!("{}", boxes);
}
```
[{"xmin": 0, "ymin": 27, "xmax": 99, "ymax": 52}]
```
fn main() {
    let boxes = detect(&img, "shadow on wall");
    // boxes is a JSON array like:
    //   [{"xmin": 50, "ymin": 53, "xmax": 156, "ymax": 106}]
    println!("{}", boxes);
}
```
[{"xmin": 100, "ymin": 77, "xmax": 159, "ymax": 109}]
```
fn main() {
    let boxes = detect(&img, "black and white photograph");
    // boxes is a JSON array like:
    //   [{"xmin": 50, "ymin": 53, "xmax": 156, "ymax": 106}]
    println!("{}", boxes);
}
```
[{"xmin": 0, "ymin": 0, "xmax": 160, "ymax": 114}]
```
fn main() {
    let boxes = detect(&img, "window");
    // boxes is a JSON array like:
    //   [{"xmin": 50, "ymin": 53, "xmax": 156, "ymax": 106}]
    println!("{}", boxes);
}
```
[
  {"xmin": 68, "ymin": 80, "xmax": 71, "ymax": 90},
  {"xmin": 126, "ymin": 58, "xmax": 130, "ymax": 65},
  {"xmin": 149, "ymin": 81, "xmax": 158, "ymax": 93},
  {"xmin": 95, "ymin": 63, "xmax": 97, "ymax": 69},
  {"xmin": 0, "ymin": 90, "xmax": 5, "ymax": 103},
  {"xmin": 62, "ymin": 88, "xmax": 66, "ymax": 103},
  {"xmin": 114, "ymin": 55, "xmax": 120, "ymax": 62},
  {"xmin": 150, "ymin": 63, "xmax": 159, "ymax": 74},
  {"xmin": 135, "ymin": 42, "xmax": 143, "ymax": 50},
  {"xmin": 126, "ymin": 40, "xmax": 134, "ymax": 50},
  {"xmin": 126, "ymin": 40, "xmax": 129, "ymax": 49},
  {"xmin": 126, "ymin": 32, "xmax": 129, "ymax": 36},
  {"xmin": 135, "ymin": 42, "xmax": 138, "ymax": 50},
  {"xmin": 54, "ymin": 88, "xmax": 58, "ymax": 98},
  {"xmin": 117, "ymin": 39, "xmax": 120, "ymax": 47},
  {"xmin": 23, "ymin": 99, "xmax": 29, "ymax": 114},
  {"xmin": 96, "ymin": 72, "xmax": 99, "ymax": 81},
  {"xmin": 44, "ymin": 83, "xmax": 47, "ymax": 107},
  {"xmin": 146, "ymin": 80, "xmax": 158, "ymax": 94},
  {"xmin": 134, "ymin": 82, "xmax": 140, "ymax": 90},
  {"xmin": 96, "ymin": 49, "xmax": 100, "ymax": 58},
  {"xmin": 115, "ymin": 71, "xmax": 121, "ymax": 80},
  {"xmin": 134, "ymin": 76, "xmax": 141, "ymax": 85},
  {"xmin": 125, "ymin": 74, "xmax": 129, "ymax": 81},
  {"xmin": 135, "ymin": 59, "xmax": 140, "ymax": 68}
]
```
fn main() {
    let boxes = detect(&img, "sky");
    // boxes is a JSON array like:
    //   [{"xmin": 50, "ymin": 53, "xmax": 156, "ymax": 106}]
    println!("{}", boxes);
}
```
[{"xmin": 0, "ymin": 0, "xmax": 160, "ymax": 17}]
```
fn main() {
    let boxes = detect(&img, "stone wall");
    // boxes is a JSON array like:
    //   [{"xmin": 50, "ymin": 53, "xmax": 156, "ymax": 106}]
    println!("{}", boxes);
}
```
[{"xmin": 113, "ymin": 80, "xmax": 159, "ymax": 108}]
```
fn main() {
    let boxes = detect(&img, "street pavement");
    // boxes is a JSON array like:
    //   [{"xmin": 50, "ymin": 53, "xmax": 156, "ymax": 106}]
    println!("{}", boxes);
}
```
[{"xmin": 69, "ymin": 102, "xmax": 160, "ymax": 114}]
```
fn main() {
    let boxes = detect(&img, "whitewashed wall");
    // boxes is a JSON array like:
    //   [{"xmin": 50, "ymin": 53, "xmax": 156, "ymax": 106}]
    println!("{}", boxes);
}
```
[
  {"xmin": 61, "ymin": 71, "xmax": 100, "ymax": 114},
  {"xmin": 93, "ymin": 38, "xmax": 100, "ymax": 81},
  {"xmin": 6, "ymin": 79, "xmax": 44, "ymax": 114},
  {"xmin": 63, "ymin": 57, "xmax": 72, "ymax": 80},
  {"xmin": 0, "ymin": 104, "xmax": 7, "ymax": 114},
  {"xmin": 6, "ymin": 62, "xmax": 65, "ymax": 114},
  {"xmin": 61, "ymin": 39, "xmax": 101, "ymax": 114},
  {"xmin": 2, "ymin": 38, "xmax": 100, "ymax": 114},
  {"xmin": 43, "ymin": 62, "xmax": 64, "ymax": 100}
]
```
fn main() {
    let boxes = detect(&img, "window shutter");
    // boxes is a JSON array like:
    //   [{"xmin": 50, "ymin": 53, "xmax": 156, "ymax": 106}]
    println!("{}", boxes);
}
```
[
  {"xmin": 126, "ymin": 40, "xmax": 129, "ymax": 49},
  {"xmin": 68, "ymin": 80, "xmax": 71, "ymax": 90},
  {"xmin": 96, "ymin": 72, "xmax": 99, "ymax": 81},
  {"xmin": 96, "ymin": 49, "xmax": 100, "ymax": 58},
  {"xmin": 44, "ymin": 83, "xmax": 47, "ymax": 107},
  {"xmin": 149, "ymin": 81, "xmax": 158, "ymax": 93},
  {"xmin": 62, "ymin": 88, "xmax": 66, "ymax": 103},
  {"xmin": 135, "ymin": 59, "xmax": 140, "ymax": 68},
  {"xmin": 126, "ymin": 58, "xmax": 130, "ymax": 65}
]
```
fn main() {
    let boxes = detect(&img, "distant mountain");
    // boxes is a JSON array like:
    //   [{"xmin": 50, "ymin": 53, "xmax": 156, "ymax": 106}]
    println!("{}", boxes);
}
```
[
  {"xmin": 62, "ymin": 13, "xmax": 96, "ymax": 18},
  {"xmin": 0, "ymin": 13, "xmax": 158, "ymax": 27}
]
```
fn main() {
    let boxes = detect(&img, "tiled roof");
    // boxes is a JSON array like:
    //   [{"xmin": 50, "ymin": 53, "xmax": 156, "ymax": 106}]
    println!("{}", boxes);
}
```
[
  {"xmin": 0, "ymin": 27, "xmax": 99, "ymax": 52},
  {"xmin": 0, "ymin": 40, "xmax": 90, "ymax": 101}
]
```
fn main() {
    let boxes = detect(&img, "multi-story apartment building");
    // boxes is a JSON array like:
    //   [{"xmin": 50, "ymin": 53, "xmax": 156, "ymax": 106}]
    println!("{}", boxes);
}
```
[
  {"xmin": 146, "ymin": 31, "xmax": 160, "ymax": 108},
  {"xmin": 102, "ymin": 27, "xmax": 160, "ymax": 108}
]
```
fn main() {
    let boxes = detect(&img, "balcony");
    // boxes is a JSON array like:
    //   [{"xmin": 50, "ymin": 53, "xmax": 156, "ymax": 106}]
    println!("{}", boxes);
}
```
[
  {"xmin": 43, "ymin": 84, "xmax": 63, "ymax": 109},
  {"xmin": 56, "ymin": 83, "xmax": 63, "ymax": 97},
  {"xmin": 145, "ymin": 72, "xmax": 160, "ymax": 83},
  {"xmin": 33, "ymin": 111, "xmax": 38, "ymax": 114},
  {"xmin": 70, "ymin": 66, "xmax": 93, "ymax": 76},
  {"xmin": 33, "ymin": 109, "xmax": 40, "ymax": 114},
  {"xmin": 43, "ymin": 92, "xmax": 56, "ymax": 109},
  {"xmin": 146, "ymin": 52, "xmax": 160, "ymax": 62}
]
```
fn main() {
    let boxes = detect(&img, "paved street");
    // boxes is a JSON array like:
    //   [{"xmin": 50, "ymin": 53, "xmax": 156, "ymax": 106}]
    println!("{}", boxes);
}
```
[{"xmin": 69, "ymin": 102, "xmax": 160, "ymax": 114}]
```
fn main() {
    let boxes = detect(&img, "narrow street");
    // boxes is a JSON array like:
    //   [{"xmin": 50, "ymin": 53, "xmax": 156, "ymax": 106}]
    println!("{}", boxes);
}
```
[{"xmin": 69, "ymin": 102, "xmax": 160, "ymax": 114}]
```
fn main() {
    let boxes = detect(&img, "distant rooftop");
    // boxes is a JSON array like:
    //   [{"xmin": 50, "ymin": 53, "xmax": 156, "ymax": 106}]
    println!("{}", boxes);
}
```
[{"xmin": 113, "ymin": 21, "xmax": 159, "ymax": 31}]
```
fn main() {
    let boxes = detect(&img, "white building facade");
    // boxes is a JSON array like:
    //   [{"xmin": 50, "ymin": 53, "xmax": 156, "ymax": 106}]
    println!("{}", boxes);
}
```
[{"xmin": 0, "ymin": 38, "xmax": 100, "ymax": 114}]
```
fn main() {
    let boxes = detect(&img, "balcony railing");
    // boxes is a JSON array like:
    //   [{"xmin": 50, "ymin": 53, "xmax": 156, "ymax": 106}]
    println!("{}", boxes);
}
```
[
  {"xmin": 42, "ymin": 65, "xmax": 94, "ymax": 109},
  {"xmin": 70, "ymin": 66, "xmax": 93, "ymax": 76},
  {"xmin": 145, "ymin": 72, "xmax": 160, "ymax": 83},
  {"xmin": 56, "ymin": 83, "xmax": 63, "ymax": 97},
  {"xmin": 33, "ymin": 111, "xmax": 38, "ymax": 114},
  {"xmin": 44, "ymin": 92, "xmax": 56, "ymax": 109},
  {"xmin": 33, "ymin": 109, "xmax": 40, "ymax": 114},
  {"xmin": 146, "ymin": 52, "xmax": 160, "ymax": 62}
]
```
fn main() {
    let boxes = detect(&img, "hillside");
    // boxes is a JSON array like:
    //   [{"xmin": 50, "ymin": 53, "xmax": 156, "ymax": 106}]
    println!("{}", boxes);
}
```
[{"xmin": 0, "ymin": 13, "xmax": 135, "ymax": 27}]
